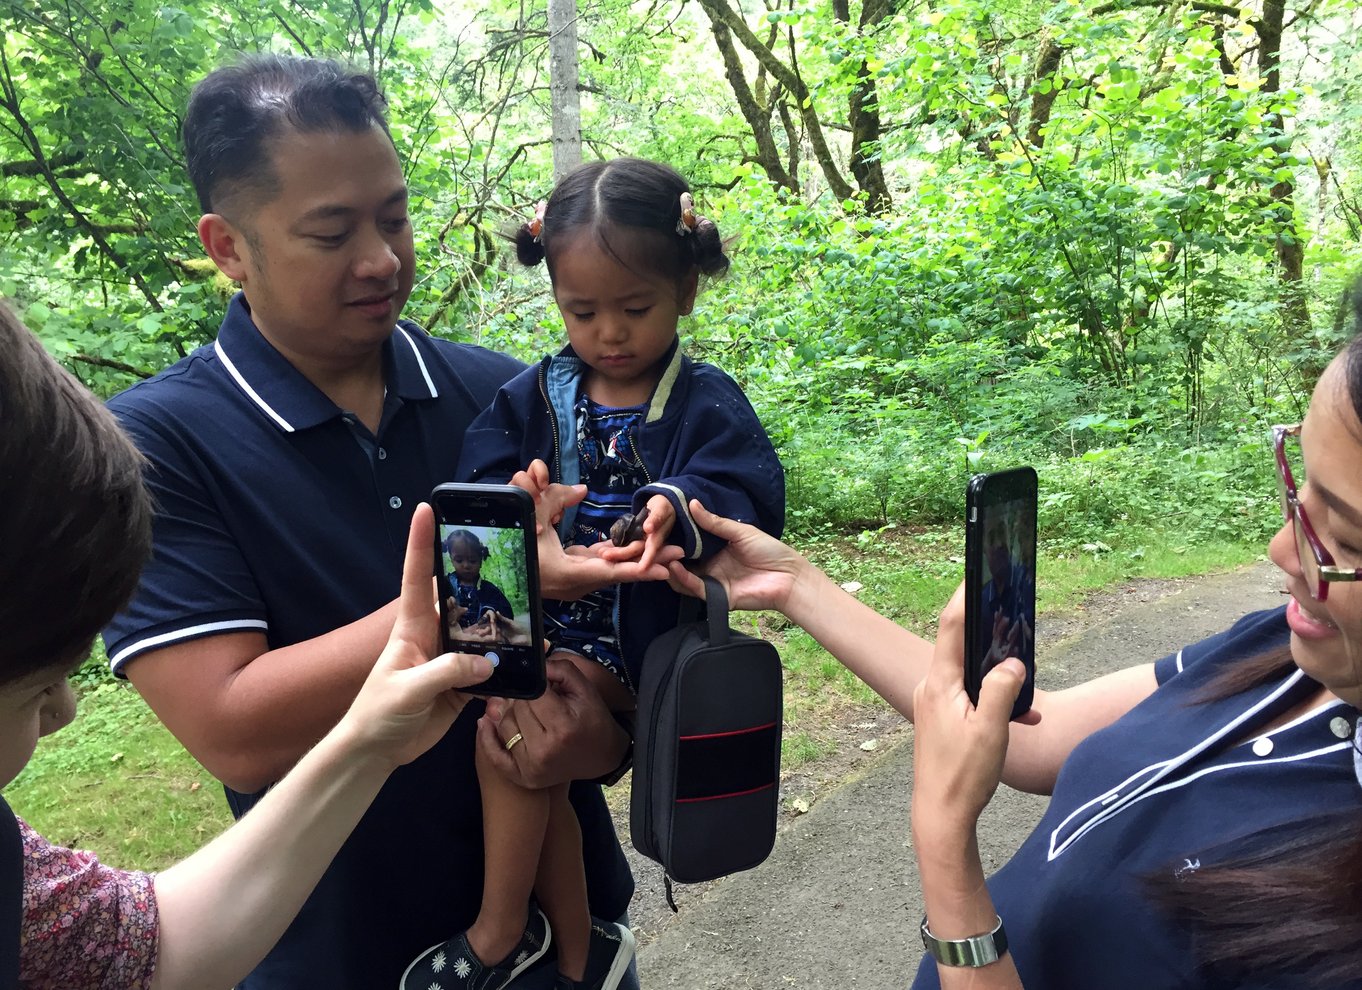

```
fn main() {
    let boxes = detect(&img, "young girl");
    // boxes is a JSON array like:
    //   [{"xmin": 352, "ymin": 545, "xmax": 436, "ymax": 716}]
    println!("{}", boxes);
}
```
[
  {"xmin": 441, "ymin": 529, "xmax": 516, "ymax": 642},
  {"xmin": 400, "ymin": 158, "xmax": 785, "ymax": 990}
]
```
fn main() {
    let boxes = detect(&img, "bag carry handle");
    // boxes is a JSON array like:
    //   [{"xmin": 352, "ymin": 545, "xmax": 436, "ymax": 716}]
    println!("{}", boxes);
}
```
[
  {"xmin": 702, "ymin": 575, "xmax": 730, "ymax": 646},
  {"xmin": 677, "ymin": 575, "xmax": 731, "ymax": 645}
]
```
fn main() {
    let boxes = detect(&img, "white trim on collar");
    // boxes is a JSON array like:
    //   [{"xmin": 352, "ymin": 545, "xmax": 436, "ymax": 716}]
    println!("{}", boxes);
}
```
[
  {"xmin": 214, "ymin": 340, "xmax": 296, "ymax": 432},
  {"xmin": 1047, "ymin": 667, "xmax": 1305, "ymax": 861},
  {"xmin": 396, "ymin": 326, "xmax": 439, "ymax": 398}
]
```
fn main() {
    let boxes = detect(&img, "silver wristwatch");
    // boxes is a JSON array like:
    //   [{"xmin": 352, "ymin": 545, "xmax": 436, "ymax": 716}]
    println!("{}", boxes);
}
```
[{"xmin": 920, "ymin": 915, "xmax": 1008, "ymax": 968}]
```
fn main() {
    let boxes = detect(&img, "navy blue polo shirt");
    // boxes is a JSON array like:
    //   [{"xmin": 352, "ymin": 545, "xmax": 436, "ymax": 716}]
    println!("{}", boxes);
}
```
[
  {"xmin": 104, "ymin": 294, "xmax": 634, "ymax": 989},
  {"xmin": 912, "ymin": 606, "xmax": 1362, "ymax": 990}
]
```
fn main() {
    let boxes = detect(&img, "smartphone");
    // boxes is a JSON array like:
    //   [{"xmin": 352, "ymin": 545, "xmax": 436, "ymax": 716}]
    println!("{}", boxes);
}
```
[
  {"xmin": 430, "ymin": 483, "xmax": 547, "ymax": 699},
  {"xmin": 963, "ymin": 467, "xmax": 1037, "ymax": 720}
]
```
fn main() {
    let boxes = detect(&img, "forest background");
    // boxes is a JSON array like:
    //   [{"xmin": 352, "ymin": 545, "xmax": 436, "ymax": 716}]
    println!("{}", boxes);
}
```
[{"xmin": 3, "ymin": 0, "xmax": 1362, "ymax": 866}]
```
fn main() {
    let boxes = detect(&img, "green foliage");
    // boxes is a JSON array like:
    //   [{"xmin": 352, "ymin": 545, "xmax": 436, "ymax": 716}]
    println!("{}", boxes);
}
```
[
  {"xmin": 3, "ymin": 0, "xmax": 1360, "ymax": 553},
  {"xmin": 7, "ymin": 681, "xmax": 232, "ymax": 870}
]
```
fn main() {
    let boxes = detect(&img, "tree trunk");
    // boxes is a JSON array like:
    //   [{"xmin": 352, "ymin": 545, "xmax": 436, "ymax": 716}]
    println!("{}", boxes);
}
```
[
  {"xmin": 547, "ymin": 0, "xmax": 583, "ymax": 182},
  {"xmin": 832, "ymin": 0, "xmax": 893, "ymax": 212},
  {"xmin": 1025, "ymin": 34, "xmax": 1065, "ymax": 148},
  {"xmin": 709, "ymin": 19, "xmax": 799, "ymax": 193},
  {"xmin": 694, "ymin": 0, "xmax": 854, "ymax": 201},
  {"xmin": 1256, "ymin": 0, "xmax": 1312, "ymax": 348}
]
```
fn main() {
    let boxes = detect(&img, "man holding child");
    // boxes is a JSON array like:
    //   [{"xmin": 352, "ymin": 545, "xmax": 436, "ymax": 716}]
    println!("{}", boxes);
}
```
[{"xmin": 103, "ymin": 55, "xmax": 663, "ymax": 989}]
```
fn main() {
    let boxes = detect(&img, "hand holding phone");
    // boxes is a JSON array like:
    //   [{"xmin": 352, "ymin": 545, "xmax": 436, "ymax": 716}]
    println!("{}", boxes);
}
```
[
  {"xmin": 963, "ymin": 467, "xmax": 1037, "ymax": 720},
  {"xmin": 431, "ymin": 483, "xmax": 547, "ymax": 699}
]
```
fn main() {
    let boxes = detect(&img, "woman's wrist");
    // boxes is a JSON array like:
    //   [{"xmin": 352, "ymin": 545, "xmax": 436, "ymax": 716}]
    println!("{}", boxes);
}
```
[
  {"xmin": 780, "ymin": 555, "xmax": 834, "ymax": 622},
  {"xmin": 326, "ymin": 714, "xmax": 406, "ymax": 780},
  {"xmin": 913, "ymin": 816, "xmax": 998, "ymax": 939}
]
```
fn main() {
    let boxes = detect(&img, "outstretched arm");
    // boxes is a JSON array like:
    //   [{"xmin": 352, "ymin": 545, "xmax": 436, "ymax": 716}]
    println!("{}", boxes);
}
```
[
  {"xmin": 669, "ymin": 500, "xmax": 1158, "ymax": 794},
  {"xmin": 149, "ymin": 505, "xmax": 492, "ymax": 990}
]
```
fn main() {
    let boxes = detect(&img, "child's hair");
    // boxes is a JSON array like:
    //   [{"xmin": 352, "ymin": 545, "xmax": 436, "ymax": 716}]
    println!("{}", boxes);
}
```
[
  {"xmin": 514, "ymin": 158, "xmax": 729, "ymax": 286},
  {"xmin": 444, "ymin": 529, "xmax": 490, "ymax": 561}
]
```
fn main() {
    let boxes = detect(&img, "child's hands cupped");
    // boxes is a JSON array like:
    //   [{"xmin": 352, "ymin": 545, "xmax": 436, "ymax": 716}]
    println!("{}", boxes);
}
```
[
  {"xmin": 596, "ymin": 495, "xmax": 676, "ymax": 570},
  {"xmin": 636, "ymin": 494, "xmax": 675, "ymax": 571}
]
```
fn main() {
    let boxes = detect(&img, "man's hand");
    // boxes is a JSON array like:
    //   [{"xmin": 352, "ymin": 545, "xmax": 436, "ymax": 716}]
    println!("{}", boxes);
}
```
[
  {"xmin": 529, "ymin": 477, "xmax": 681, "ymax": 600},
  {"xmin": 474, "ymin": 661, "xmax": 628, "ymax": 788}
]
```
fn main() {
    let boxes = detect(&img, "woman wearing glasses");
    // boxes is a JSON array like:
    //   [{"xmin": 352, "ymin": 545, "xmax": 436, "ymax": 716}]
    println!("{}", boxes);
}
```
[{"xmin": 669, "ymin": 290, "xmax": 1362, "ymax": 989}]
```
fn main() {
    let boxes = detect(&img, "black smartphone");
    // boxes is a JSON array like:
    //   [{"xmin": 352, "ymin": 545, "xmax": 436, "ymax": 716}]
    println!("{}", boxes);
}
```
[
  {"xmin": 430, "ymin": 483, "xmax": 547, "ymax": 699},
  {"xmin": 963, "ymin": 467, "xmax": 1037, "ymax": 720}
]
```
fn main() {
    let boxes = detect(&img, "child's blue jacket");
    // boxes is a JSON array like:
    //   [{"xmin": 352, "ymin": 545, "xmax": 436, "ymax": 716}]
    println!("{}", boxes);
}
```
[{"xmin": 457, "ymin": 340, "xmax": 785, "ymax": 682}]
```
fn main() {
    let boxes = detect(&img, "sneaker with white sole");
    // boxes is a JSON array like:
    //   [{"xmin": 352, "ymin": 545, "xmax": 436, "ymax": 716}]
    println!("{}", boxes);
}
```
[
  {"xmin": 400, "ymin": 906, "xmax": 552, "ymax": 990},
  {"xmin": 552, "ymin": 919, "xmax": 636, "ymax": 990}
]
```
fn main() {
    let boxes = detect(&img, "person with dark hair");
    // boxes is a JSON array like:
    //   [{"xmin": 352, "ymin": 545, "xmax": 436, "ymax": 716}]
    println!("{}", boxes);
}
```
[
  {"xmin": 0, "ymin": 302, "xmax": 495, "ymax": 987},
  {"xmin": 403, "ymin": 158, "xmax": 784, "ymax": 990},
  {"xmin": 441, "ymin": 529, "xmax": 515, "ymax": 633},
  {"xmin": 665, "ymin": 285, "xmax": 1362, "ymax": 989},
  {"xmin": 102, "ymin": 56, "xmax": 673, "ymax": 990}
]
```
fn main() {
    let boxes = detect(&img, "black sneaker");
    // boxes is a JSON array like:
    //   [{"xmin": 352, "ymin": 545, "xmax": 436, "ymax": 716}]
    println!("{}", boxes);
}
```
[
  {"xmin": 554, "ymin": 919, "xmax": 636, "ymax": 990},
  {"xmin": 400, "ymin": 907, "xmax": 552, "ymax": 990}
]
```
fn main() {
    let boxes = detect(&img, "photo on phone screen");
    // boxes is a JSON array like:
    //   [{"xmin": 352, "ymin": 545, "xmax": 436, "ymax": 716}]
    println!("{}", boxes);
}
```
[
  {"xmin": 964, "ymin": 467, "xmax": 1037, "ymax": 720},
  {"xmin": 431, "ymin": 484, "xmax": 547, "ymax": 699}
]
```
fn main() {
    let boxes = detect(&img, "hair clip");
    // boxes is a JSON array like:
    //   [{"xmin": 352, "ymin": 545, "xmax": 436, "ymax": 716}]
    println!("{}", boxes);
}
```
[
  {"xmin": 527, "ymin": 200, "xmax": 547, "ymax": 243},
  {"xmin": 676, "ymin": 192, "xmax": 698, "ymax": 236}
]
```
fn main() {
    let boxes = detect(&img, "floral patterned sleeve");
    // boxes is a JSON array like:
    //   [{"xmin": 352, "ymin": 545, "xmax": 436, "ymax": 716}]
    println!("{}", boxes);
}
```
[{"xmin": 17, "ymin": 817, "xmax": 159, "ymax": 990}]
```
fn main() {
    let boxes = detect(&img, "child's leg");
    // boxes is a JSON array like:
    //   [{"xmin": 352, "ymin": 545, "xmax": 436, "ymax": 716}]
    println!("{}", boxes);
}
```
[
  {"xmin": 536, "ymin": 780, "xmax": 590, "ymax": 980},
  {"xmin": 467, "ymin": 708, "xmax": 551, "ymax": 966},
  {"xmin": 534, "ymin": 653, "xmax": 634, "ymax": 982}
]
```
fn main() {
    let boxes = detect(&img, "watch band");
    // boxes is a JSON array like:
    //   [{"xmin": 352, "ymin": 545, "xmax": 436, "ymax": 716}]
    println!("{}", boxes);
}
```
[{"xmin": 920, "ymin": 915, "xmax": 1008, "ymax": 968}]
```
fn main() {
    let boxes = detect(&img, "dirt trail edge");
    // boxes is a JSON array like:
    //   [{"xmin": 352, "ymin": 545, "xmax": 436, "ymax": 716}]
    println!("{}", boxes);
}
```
[{"xmin": 625, "ymin": 560, "xmax": 1284, "ymax": 989}]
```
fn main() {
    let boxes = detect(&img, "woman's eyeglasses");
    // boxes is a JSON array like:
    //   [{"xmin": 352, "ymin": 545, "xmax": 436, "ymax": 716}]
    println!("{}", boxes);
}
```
[{"xmin": 1272, "ymin": 423, "xmax": 1362, "ymax": 601}]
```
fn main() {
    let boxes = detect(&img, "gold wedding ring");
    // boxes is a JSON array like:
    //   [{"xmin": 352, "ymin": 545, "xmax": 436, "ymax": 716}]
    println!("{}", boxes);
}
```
[{"xmin": 504, "ymin": 732, "xmax": 524, "ymax": 752}]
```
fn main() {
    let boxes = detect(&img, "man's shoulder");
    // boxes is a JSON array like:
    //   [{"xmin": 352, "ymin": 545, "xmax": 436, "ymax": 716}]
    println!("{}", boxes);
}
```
[
  {"xmin": 399, "ymin": 322, "xmax": 526, "ymax": 384},
  {"xmin": 107, "ymin": 342, "xmax": 223, "ymax": 422}
]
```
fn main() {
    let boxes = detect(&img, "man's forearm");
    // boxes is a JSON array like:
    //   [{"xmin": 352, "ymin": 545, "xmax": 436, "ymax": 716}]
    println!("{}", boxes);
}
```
[{"xmin": 129, "ymin": 599, "xmax": 401, "ymax": 793}]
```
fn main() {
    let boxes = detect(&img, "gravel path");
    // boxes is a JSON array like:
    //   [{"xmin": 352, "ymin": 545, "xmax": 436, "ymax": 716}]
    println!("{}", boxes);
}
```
[{"xmin": 624, "ymin": 560, "xmax": 1285, "ymax": 989}]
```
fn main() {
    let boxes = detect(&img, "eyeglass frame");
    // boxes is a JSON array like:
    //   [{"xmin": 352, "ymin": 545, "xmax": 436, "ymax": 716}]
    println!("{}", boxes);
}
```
[{"xmin": 1272, "ymin": 423, "xmax": 1362, "ymax": 601}]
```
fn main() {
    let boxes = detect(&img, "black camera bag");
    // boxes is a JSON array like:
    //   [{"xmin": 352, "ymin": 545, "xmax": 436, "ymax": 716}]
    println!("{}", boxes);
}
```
[{"xmin": 629, "ymin": 576, "xmax": 783, "ymax": 899}]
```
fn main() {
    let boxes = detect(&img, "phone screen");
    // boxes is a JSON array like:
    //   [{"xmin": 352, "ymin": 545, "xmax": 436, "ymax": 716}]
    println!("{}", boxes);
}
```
[
  {"xmin": 431, "ymin": 484, "xmax": 547, "ymax": 699},
  {"xmin": 964, "ymin": 468, "xmax": 1037, "ymax": 719}
]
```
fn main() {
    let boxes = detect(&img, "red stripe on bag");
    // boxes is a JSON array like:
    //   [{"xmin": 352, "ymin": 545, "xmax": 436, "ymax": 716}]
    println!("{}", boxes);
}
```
[
  {"xmin": 675, "ymin": 782, "xmax": 776, "ymax": 804},
  {"xmin": 679, "ymin": 721, "xmax": 778, "ymax": 741}
]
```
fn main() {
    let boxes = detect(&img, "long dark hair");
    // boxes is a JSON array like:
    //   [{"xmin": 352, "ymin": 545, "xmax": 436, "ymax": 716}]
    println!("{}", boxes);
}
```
[
  {"xmin": 0, "ymin": 304, "xmax": 152, "ymax": 680},
  {"xmin": 1152, "ymin": 287, "xmax": 1362, "ymax": 986}
]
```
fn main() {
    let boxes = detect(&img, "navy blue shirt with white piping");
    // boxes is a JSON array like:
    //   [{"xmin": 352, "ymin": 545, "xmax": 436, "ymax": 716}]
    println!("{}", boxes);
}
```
[
  {"xmin": 102, "ymin": 294, "xmax": 635, "ymax": 990},
  {"xmin": 912, "ymin": 606, "xmax": 1362, "ymax": 990}
]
